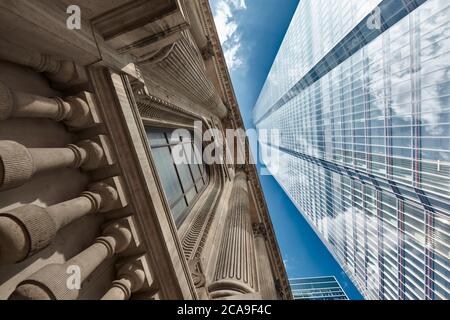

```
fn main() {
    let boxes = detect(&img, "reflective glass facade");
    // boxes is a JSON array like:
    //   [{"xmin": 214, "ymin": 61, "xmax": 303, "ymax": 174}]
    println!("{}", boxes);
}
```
[
  {"xmin": 290, "ymin": 276, "xmax": 348, "ymax": 300},
  {"xmin": 255, "ymin": 0, "xmax": 450, "ymax": 300}
]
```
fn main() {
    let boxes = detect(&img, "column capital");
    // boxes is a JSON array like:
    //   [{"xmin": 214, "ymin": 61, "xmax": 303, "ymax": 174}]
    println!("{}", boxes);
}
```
[
  {"xmin": 188, "ymin": 258, "xmax": 206, "ymax": 289},
  {"xmin": 252, "ymin": 223, "xmax": 267, "ymax": 239}
]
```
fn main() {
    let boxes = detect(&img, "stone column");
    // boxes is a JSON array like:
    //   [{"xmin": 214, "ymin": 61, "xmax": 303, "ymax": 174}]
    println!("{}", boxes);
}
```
[
  {"xmin": 140, "ymin": 35, "xmax": 228, "ymax": 119},
  {"xmin": 209, "ymin": 171, "xmax": 257, "ymax": 299},
  {"xmin": 183, "ymin": 0, "xmax": 208, "ymax": 50},
  {"xmin": 253, "ymin": 223, "xmax": 278, "ymax": 300},
  {"xmin": 0, "ymin": 183, "xmax": 119, "ymax": 265},
  {"xmin": 101, "ymin": 262, "xmax": 146, "ymax": 300},
  {"xmin": 9, "ymin": 221, "xmax": 132, "ymax": 300},
  {"xmin": 0, "ymin": 140, "xmax": 104, "ymax": 191},
  {"xmin": 0, "ymin": 81, "xmax": 92, "ymax": 128}
]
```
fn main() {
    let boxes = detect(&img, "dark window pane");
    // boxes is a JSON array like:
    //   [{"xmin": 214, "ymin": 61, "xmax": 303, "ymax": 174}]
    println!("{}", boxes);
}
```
[
  {"xmin": 175, "ymin": 162, "xmax": 195, "ymax": 192},
  {"xmin": 169, "ymin": 129, "xmax": 192, "ymax": 144},
  {"xmin": 186, "ymin": 188, "xmax": 197, "ymax": 205},
  {"xmin": 193, "ymin": 144, "xmax": 203, "ymax": 164},
  {"xmin": 171, "ymin": 199, "xmax": 188, "ymax": 223},
  {"xmin": 188, "ymin": 145, "xmax": 202, "ymax": 181},
  {"xmin": 147, "ymin": 127, "xmax": 210, "ymax": 227},
  {"xmin": 147, "ymin": 131, "xmax": 167, "ymax": 146},
  {"xmin": 196, "ymin": 180, "xmax": 204, "ymax": 191},
  {"xmin": 152, "ymin": 147, "xmax": 183, "ymax": 205}
]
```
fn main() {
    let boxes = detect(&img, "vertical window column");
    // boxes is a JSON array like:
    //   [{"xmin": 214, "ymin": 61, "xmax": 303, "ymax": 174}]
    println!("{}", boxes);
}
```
[
  {"xmin": 383, "ymin": 32, "xmax": 394, "ymax": 180},
  {"xmin": 376, "ymin": 190, "xmax": 385, "ymax": 299},
  {"xmin": 397, "ymin": 199, "xmax": 406, "ymax": 299}
]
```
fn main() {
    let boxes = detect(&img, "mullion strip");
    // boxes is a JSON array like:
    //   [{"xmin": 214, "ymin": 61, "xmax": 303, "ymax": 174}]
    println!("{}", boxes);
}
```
[{"xmin": 165, "ymin": 132, "xmax": 189, "ymax": 207}]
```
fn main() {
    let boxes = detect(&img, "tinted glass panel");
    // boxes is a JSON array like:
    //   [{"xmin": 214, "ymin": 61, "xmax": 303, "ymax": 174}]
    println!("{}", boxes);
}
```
[
  {"xmin": 152, "ymin": 147, "xmax": 183, "ymax": 204},
  {"xmin": 147, "ymin": 127, "xmax": 210, "ymax": 226}
]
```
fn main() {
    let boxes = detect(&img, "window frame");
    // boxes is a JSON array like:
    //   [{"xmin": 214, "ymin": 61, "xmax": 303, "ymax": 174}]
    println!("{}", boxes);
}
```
[{"xmin": 147, "ymin": 127, "xmax": 210, "ymax": 227}]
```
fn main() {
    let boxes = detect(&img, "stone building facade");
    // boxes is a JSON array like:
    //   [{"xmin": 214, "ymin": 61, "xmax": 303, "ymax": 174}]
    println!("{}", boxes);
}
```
[{"xmin": 0, "ymin": 0, "xmax": 291, "ymax": 300}]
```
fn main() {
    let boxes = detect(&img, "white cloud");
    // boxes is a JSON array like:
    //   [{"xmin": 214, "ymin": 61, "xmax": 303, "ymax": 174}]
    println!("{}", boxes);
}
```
[
  {"xmin": 283, "ymin": 254, "xmax": 293, "ymax": 271},
  {"xmin": 212, "ymin": 0, "xmax": 247, "ymax": 70},
  {"xmin": 223, "ymin": 42, "xmax": 243, "ymax": 69}
]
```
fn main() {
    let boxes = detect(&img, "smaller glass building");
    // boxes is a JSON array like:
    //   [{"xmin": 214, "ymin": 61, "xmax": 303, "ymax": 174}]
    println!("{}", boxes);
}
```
[{"xmin": 290, "ymin": 276, "xmax": 349, "ymax": 300}]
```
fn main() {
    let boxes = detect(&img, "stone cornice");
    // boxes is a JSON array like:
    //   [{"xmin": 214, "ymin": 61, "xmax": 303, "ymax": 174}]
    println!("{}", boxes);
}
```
[
  {"xmin": 198, "ymin": 0, "xmax": 292, "ymax": 300},
  {"xmin": 136, "ymin": 93, "xmax": 201, "ymax": 125}
]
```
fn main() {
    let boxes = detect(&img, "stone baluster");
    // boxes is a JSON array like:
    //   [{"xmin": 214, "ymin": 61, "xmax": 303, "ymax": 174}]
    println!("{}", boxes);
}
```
[
  {"xmin": 0, "ymin": 140, "xmax": 104, "ymax": 191},
  {"xmin": 0, "ymin": 81, "xmax": 92, "ymax": 128},
  {"xmin": 209, "ymin": 171, "xmax": 257, "ymax": 299},
  {"xmin": 0, "ymin": 182, "xmax": 119, "ymax": 265},
  {"xmin": 9, "ymin": 221, "xmax": 132, "ymax": 300},
  {"xmin": 0, "ymin": 38, "xmax": 82, "ymax": 87},
  {"xmin": 101, "ymin": 262, "xmax": 146, "ymax": 300}
]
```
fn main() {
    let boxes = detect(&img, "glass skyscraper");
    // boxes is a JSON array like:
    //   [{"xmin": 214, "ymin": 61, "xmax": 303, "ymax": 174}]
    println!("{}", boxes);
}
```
[
  {"xmin": 254, "ymin": 0, "xmax": 449, "ymax": 300},
  {"xmin": 290, "ymin": 277, "xmax": 349, "ymax": 300}
]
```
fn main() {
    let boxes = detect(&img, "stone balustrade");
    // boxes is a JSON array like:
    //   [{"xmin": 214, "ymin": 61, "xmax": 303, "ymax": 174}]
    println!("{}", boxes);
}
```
[
  {"xmin": 0, "ymin": 38, "xmax": 85, "ymax": 89},
  {"xmin": 9, "ymin": 220, "xmax": 132, "ymax": 300},
  {"xmin": 101, "ymin": 262, "xmax": 146, "ymax": 300},
  {"xmin": 0, "ymin": 81, "xmax": 95, "ymax": 129},
  {"xmin": 0, "ymin": 182, "xmax": 120, "ymax": 265},
  {"xmin": 0, "ymin": 140, "xmax": 104, "ymax": 191}
]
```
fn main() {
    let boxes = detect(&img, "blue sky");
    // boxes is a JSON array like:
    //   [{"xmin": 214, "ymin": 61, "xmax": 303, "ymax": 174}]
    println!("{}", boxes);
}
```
[{"xmin": 210, "ymin": 0, "xmax": 363, "ymax": 300}]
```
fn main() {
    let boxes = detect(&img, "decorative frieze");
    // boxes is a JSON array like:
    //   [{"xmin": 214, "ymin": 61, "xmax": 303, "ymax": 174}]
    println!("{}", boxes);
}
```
[
  {"xmin": 252, "ymin": 223, "xmax": 267, "ymax": 239},
  {"xmin": 0, "ymin": 181, "xmax": 122, "ymax": 265},
  {"xmin": 182, "ymin": 167, "xmax": 222, "ymax": 260},
  {"xmin": 0, "ymin": 140, "xmax": 105, "ymax": 191},
  {"xmin": 136, "ymin": 94, "xmax": 199, "ymax": 128},
  {"xmin": 188, "ymin": 258, "xmax": 206, "ymax": 289},
  {"xmin": 9, "ymin": 220, "xmax": 132, "ymax": 300}
]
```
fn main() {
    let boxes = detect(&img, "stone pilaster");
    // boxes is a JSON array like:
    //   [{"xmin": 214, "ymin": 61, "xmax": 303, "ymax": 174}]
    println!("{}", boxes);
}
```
[{"xmin": 209, "ymin": 171, "xmax": 257, "ymax": 299}]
